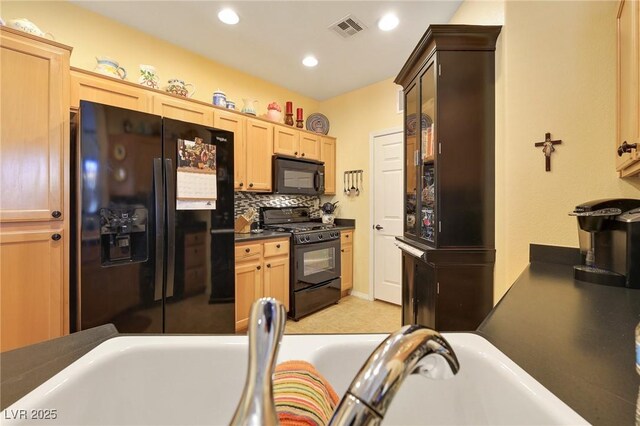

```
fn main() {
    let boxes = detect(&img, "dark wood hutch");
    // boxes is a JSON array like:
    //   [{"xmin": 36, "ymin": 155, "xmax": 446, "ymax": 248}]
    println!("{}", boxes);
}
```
[{"xmin": 394, "ymin": 25, "xmax": 501, "ymax": 331}]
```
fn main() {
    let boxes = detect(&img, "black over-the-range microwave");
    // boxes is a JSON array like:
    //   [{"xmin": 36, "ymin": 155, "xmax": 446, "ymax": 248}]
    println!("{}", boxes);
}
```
[{"xmin": 273, "ymin": 155, "xmax": 325, "ymax": 195}]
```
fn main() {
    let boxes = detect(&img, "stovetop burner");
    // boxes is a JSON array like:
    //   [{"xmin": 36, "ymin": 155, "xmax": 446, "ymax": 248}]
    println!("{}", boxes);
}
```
[{"xmin": 265, "ymin": 222, "xmax": 336, "ymax": 233}]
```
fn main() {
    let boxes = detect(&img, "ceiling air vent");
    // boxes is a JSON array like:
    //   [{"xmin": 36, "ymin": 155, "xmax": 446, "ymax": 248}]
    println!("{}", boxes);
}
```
[{"xmin": 329, "ymin": 14, "xmax": 367, "ymax": 39}]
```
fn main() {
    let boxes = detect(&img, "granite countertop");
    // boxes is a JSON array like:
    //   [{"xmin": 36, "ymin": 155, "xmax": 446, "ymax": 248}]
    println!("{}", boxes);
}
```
[{"xmin": 478, "ymin": 244, "xmax": 640, "ymax": 425}]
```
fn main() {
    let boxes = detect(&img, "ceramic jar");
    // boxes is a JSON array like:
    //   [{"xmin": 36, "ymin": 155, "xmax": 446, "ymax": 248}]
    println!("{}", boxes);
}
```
[
  {"xmin": 95, "ymin": 57, "xmax": 127, "ymax": 80},
  {"xmin": 212, "ymin": 90, "xmax": 226, "ymax": 107},
  {"xmin": 166, "ymin": 79, "xmax": 196, "ymax": 98},
  {"xmin": 226, "ymin": 100, "xmax": 236, "ymax": 110},
  {"xmin": 138, "ymin": 64, "xmax": 159, "ymax": 89}
]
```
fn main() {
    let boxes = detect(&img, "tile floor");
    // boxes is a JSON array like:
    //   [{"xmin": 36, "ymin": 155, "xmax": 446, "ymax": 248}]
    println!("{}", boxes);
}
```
[{"xmin": 284, "ymin": 295, "xmax": 402, "ymax": 334}]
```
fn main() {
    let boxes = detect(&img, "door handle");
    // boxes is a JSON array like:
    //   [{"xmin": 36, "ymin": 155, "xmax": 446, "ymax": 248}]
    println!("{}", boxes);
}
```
[
  {"xmin": 375, "ymin": 224, "xmax": 384, "ymax": 230},
  {"xmin": 153, "ymin": 158, "xmax": 165, "ymax": 302},
  {"xmin": 164, "ymin": 159, "xmax": 176, "ymax": 298}
]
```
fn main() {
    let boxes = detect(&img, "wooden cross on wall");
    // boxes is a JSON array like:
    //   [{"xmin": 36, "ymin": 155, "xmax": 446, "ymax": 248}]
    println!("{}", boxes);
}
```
[{"xmin": 534, "ymin": 132, "xmax": 562, "ymax": 172}]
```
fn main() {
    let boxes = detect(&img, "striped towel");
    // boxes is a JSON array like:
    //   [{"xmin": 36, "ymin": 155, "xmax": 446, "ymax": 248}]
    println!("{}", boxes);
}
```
[{"xmin": 274, "ymin": 360, "xmax": 339, "ymax": 426}]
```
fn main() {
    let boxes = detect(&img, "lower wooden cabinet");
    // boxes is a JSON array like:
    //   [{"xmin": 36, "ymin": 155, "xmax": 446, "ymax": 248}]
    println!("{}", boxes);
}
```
[
  {"xmin": 340, "ymin": 230, "xmax": 354, "ymax": 297},
  {"xmin": 235, "ymin": 237, "xmax": 289, "ymax": 332},
  {"xmin": 0, "ymin": 228, "xmax": 65, "ymax": 352}
]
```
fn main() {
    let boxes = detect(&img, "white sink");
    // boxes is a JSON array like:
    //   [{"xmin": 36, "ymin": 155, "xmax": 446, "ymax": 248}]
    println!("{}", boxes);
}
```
[{"xmin": 1, "ymin": 333, "xmax": 587, "ymax": 425}]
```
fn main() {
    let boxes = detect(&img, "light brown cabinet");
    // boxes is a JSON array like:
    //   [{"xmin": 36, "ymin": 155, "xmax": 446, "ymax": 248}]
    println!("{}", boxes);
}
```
[
  {"xmin": 215, "ymin": 112, "xmax": 274, "ymax": 192},
  {"xmin": 340, "ymin": 230, "xmax": 354, "ymax": 297},
  {"xmin": 214, "ymin": 110, "xmax": 247, "ymax": 190},
  {"xmin": 320, "ymin": 136, "xmax": 337, "ymax": 194},
  {"xmin": 273, "ymin": 124, "xmax": 320, "ymax": 160},
  {"xmin": 245, "ymin": 118, "xmax": 274, "ymax": 191},
  {"xmin": 235, "ymin": 237, "xmax": 289, "ymax": 332},
  {"xmin": 71, "ymin": 68, "xmax": 151, "ymax": 112},
  {"xmin": 1, "ymin": 229, "xmax": 65, "ymax": 352},
  {"xmin": 0, "ymin": 28, "xmax": 71, "ymax": 351},
  {"xmin": 152, "ymin": 95, "xmax": 214, "ymax": 126},
  {"xmin": 617, "ymin": 0, "xmax": 640, "ymax": 177}
]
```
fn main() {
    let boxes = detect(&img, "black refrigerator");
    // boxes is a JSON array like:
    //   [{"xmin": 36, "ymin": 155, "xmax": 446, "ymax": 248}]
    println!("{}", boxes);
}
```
[{"xmin": 75, "ymin": 101, "xmax": 235, "ymax": 334}]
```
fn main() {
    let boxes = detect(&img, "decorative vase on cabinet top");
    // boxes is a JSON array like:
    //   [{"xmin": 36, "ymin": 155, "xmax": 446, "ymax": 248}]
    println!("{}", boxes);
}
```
[
  {"xmin": 241, "ymin": 99, "xmax": 257, "ymax": 116},
  {"xmin": 166, "ymin": 79, "xmax": 196, "ymax": 98},
  {"xmin": 138, "ymin": 64, "xmax": 159, "ymax": 89}
]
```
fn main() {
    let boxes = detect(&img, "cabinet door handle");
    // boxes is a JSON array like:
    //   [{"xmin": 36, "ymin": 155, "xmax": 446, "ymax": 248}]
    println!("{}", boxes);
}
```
[
  {"xmin": 249, "ymin": 183, "xmax": 254, "ymax": 188},
  {"xmin": 51, "ymin": 233, "xmax": 62, "ymax": 241},
  {"xmin": 301, "ymin": 153, "xmax": 305, "ymax": 157},
  {"xmin": 257, "ymin": 265, "xmax": 261, "ymax": 270},
  {"xmin": 341, "ymin": 249, "xmax": 345, "ymax": 253},
  {"xmin": 239, "ymin": 182, "xmax": 244, "ymax": 187},
  {"xmin": 51, "ymin": 210, "xmax": 62, "ymax": 219},
  {"xmin": 276, "ymin": 244, "xmax": 281, "ymax": 248},
  {"xmin": 294, "ymin": 151, "xmax": 298, "ymax": 156},
  {"xmin": 245, "ymin": 248, "xmax": 251, "ymax": 253},
  {"xmin": 266, "ymin": 264, "xmax": 271, "ymax": 268}
]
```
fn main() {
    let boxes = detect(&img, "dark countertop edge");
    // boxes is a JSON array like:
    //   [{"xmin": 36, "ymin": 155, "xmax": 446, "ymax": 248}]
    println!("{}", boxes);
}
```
[
  {"xmin": 234, "ymin": 231, "xmax": 291, "ymax": 242},
  {"xmin": 1, "ymin": 324, "xmax": 119, "ymax": 410},
  {"xmin": 478, "ymin": 243, "xmax": 640, "ymax": 425}
]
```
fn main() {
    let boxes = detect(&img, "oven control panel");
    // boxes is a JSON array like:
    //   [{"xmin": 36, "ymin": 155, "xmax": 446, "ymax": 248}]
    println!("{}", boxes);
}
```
[{"xmin": 295, "ymin": 231, "xmax": 340, "ymax": 244}]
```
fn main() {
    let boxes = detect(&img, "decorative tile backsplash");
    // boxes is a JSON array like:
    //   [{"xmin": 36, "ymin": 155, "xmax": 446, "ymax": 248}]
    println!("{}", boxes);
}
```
[{"xmin": 234, "ymin": 192, "xmax": 322, "ymax": 221}]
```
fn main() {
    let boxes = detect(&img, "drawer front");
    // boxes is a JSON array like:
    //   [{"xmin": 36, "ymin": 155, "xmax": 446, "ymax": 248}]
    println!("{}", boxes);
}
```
[
  {"xmin": 340, "ymin": 230, "xmax": 353, "ymax": 245},
  {"xmin": 185, "ymin": 244, "xmax": 206, "ymax": 268},
  {"xmin": 263, "ymin": 239, "xmax": 290, "ymax": 258},
  {"xmin": 235, "ymin": 243, "xmax": 262, "ymax": 261},
  {"xmin": 185, "ymin": 232, "xmax": 206, "ymax": 247}
]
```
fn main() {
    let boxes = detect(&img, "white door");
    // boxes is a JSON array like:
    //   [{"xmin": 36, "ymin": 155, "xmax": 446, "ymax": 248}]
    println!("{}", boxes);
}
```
[{"xmin": 373, "ymin": 130, "xmax": 403, "ymax": 305}]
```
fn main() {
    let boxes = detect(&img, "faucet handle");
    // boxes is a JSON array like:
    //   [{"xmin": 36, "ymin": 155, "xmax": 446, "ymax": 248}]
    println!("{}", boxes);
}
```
[
  {"xmin": 230, "ymin": 298, "xmax": 287, "ymax": 426},
  {"xmin": 329, "ymin": 325, "xmax": 460, "ymax": 426}
]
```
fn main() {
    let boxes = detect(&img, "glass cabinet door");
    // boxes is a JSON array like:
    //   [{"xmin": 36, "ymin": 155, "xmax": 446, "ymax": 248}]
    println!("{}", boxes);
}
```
[
  {"xmin": 420, "ymin": 64, "xmax": 436, "ymax": 245},
  {"xmin": 404, "ymin": 84, "xmax": 418, "ymax": 237}
]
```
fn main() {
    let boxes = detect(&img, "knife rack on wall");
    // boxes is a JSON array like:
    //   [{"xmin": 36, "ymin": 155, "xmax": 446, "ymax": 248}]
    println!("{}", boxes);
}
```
[{"xmin": 343, "ymin": 170, "xmax": 364, "ymax": 196}]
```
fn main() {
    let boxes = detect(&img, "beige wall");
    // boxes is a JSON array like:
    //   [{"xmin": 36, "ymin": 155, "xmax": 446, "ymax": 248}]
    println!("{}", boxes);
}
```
[
  {"xmin": 452, "ymin": 0, "xmax": 640, "ymax": 300},
  {"xmin": 2, "ymin": 1, "xmax": 320, "ymax": 115},
  {"xmin": 319, "ymin": 78, "xmax": 403, "ymax": 296}
]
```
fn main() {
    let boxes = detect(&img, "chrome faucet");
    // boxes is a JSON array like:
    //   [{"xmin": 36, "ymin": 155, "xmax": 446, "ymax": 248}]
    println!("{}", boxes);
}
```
[
  {"xmin": 230, "ymin": 299, "xmax": 459, "ymax": 426},
  {"xmin": 328, "ymin": 325, "xmax": 460, "ymax": 426},
  {"xmin": 230, "ymin": 298, "xmax": 286, "ymax": 426}
]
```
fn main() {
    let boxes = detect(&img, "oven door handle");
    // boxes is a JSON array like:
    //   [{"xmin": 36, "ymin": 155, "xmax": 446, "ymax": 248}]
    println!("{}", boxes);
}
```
[{"xmin": 313, "ymin": 171, "xmax": 320, "ymax": 192}]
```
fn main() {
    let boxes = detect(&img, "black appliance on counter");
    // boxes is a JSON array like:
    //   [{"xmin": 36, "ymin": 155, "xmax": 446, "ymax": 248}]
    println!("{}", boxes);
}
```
[
  {"xmin": 73, "ymin": 101, "xmax": 235, "ymax": 334},
  {"xmin": 570, "ymin": 198, "xmax": 640, "ymax": 288},
  {"xmin": 261, "ymin": 206, "xmax": 340, "ymax": 320},
  {"xmin": 273, "ymin": 155, "xmax": 325, "ymax": 195}
]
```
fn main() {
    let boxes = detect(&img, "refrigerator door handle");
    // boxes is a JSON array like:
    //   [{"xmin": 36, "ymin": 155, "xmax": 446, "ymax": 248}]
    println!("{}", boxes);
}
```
[
  {"xmin": 153, "ymin": 158, "xmax": 165, "ymax": 302},
  {"xmin": 164, "ymin": 159, "xmax": 176, "ymax": 298}
]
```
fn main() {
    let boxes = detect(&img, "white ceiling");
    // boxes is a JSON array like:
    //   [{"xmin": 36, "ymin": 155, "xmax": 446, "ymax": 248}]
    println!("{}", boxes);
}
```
[{"xmin": 71, "ymin": 1, "xmax": 462, "ymax": 100}]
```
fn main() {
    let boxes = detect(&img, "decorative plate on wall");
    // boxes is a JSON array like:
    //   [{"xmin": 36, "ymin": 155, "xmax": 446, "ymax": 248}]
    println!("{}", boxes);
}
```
[{"xmin": 306, "ymin": 113, "xmax": 330, "ymax": 135}]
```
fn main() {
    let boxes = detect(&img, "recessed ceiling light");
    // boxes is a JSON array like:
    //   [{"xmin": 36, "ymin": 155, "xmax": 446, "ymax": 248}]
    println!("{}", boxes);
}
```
[
  {"xmin": 378, "ymin": 13, "xmax": 399, "ymax": 31},
  {"xmin": 302, "ymin": 56, "xmax": 318, "ymax": 67},
  {"xmin": 218, "ymin": 8, "xmax": 239, "ymax": 25}
]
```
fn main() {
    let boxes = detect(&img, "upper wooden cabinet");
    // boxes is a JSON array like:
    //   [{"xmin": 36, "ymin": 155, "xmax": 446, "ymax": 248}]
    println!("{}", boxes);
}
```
[
  {"xmin": 214, "ymin": 110, "xmax": 247, "ymax": 190},
  {"xmin": 616, "ymin": 0, "xmax": 640, "ymax": 177},
  {"xmin": 273, "ymin": 125, "xmax": 300, "ymax": 157},
  {"xmin": 273, "ymin": 124, "xmax": 321, "ymax": 160},
  {"xmin": 320, "ymin": 136, "xmax": 337, "ymax": 194},
  {"xmin": 245, "ymin": 118, "xmax": 274, "ymax": 191},
  {"xmin": 0, "ymin": 29, "xmax": 71, "ymax": 222},
  {"xmin": 152, "ymin": 94, "xmax": 214, "ymax": 126},
  {"xmin": 71, "ymin": 68, "xmax": 151, "ymax": 112}
]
